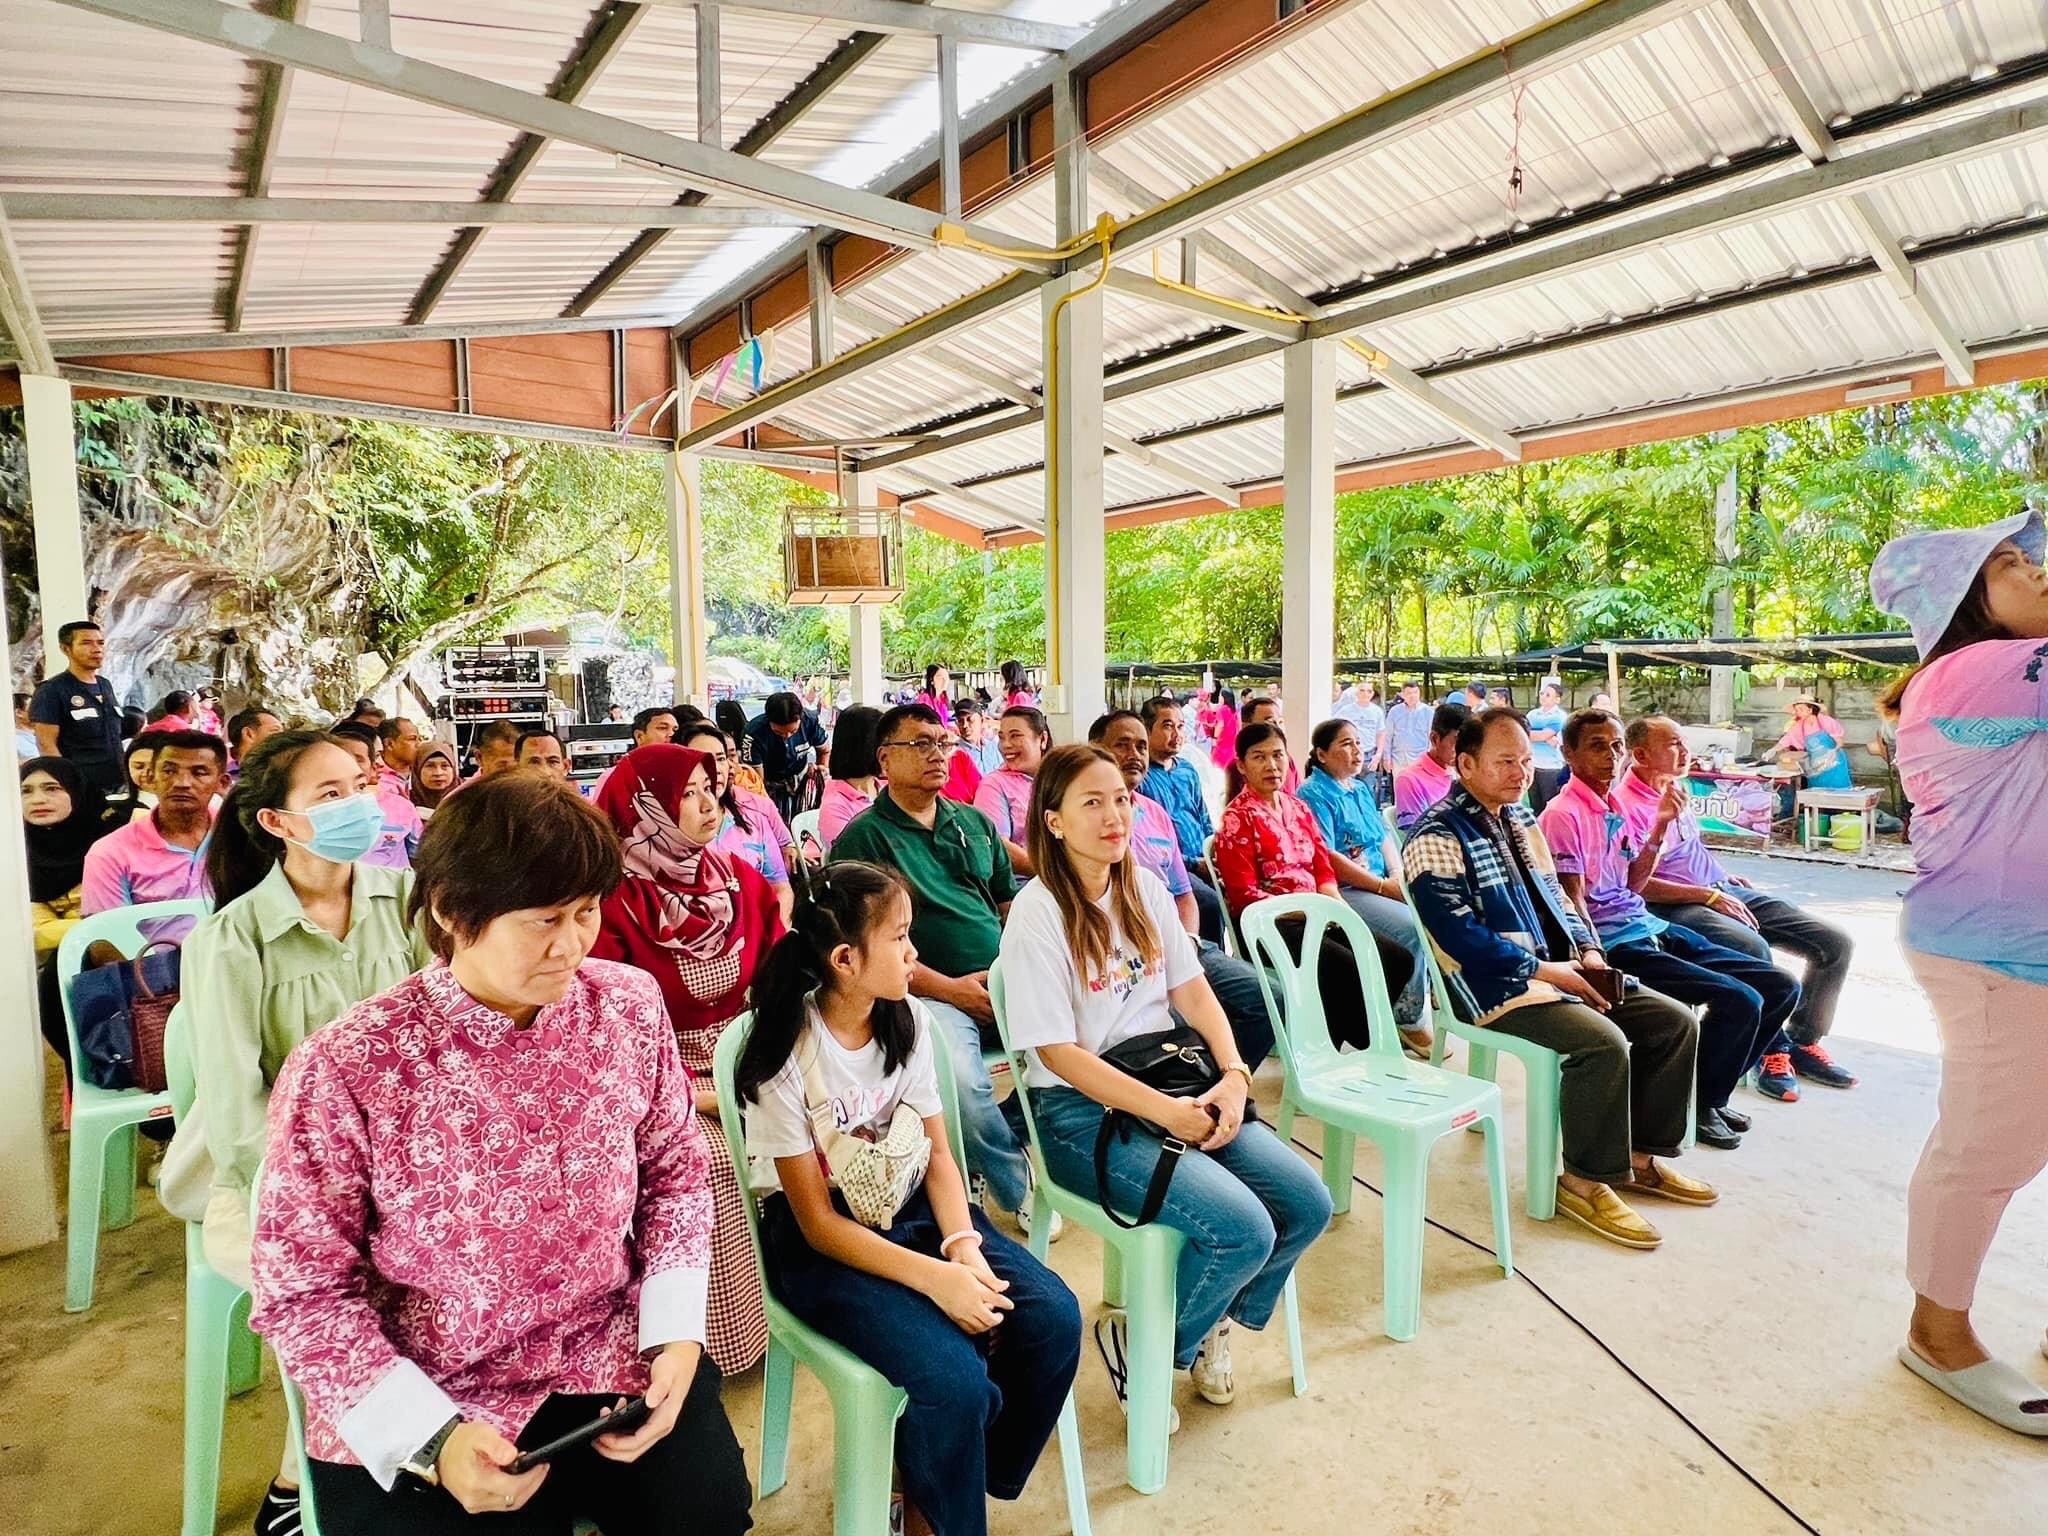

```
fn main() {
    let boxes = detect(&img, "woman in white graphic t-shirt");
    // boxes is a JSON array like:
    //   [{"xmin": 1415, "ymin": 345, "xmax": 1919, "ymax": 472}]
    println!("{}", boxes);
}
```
[{"xmin": 999, "ymin": 744, "xmax": 1332, "ymax": 1420}]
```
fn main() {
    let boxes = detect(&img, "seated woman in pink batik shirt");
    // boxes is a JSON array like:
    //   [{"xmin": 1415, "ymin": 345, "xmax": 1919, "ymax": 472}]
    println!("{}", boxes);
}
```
[{"xmin": 249, "ymin": 773, "xmax": 752, "ymax": 1536}]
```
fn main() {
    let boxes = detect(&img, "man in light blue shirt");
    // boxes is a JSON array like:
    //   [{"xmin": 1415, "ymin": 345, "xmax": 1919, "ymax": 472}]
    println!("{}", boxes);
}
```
[
  {"xmin": 1380, "ymin": 680, "xmax": 1434, "ymax": 771},
  {"xmin": 1333, "ymin": 681, "xmax": 1385, "ymax": 765},
  {"xmin": 954, "ymin": 697, "xmax": 1002, "ymax": 776}
]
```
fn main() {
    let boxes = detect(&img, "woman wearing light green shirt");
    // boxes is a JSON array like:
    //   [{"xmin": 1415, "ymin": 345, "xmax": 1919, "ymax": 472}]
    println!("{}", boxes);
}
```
[{"xmin": 178, "ymin": 729, "xmax": 431, "ymax": 1536}]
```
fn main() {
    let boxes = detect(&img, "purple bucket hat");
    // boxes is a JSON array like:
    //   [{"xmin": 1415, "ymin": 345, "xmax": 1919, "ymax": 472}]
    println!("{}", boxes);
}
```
[{"xmin": 1870, "ymin": 507, "xmax": 2046, "ymax": 658}]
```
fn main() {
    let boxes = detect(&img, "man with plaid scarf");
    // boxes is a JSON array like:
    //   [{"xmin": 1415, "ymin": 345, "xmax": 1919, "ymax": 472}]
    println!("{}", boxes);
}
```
[{"xmin": 1403, "ymin": 708, "xmax": 1719, "ymax": 1250}]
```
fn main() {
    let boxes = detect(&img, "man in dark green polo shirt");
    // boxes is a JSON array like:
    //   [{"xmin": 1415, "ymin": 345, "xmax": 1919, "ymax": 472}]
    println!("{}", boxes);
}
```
[{"xmin": 832, "ymin": 701, "xmax": 1032, "ymax": 1215}]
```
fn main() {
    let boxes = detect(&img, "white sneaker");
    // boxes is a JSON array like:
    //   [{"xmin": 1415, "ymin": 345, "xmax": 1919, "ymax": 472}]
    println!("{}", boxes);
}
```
[
  {"xmin": 1015, "ymin": 1165, "xmax": 1062, "ymax": 1242},
  {"xmin": 1094, "ymin": 1313, "xmax": 1179, "ymax": 1433},
  {"xmin": 1191, "ymin": 1321, "xmax": 1235, "ymax": 1405}
]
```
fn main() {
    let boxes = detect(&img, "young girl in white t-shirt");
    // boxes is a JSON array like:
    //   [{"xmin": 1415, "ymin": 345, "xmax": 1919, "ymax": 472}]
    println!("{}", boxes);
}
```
[
  {"xmin": 1000, "ymin": 745, "xmax": 1333, "ymax": 1419},
  {"xmin": 738, "ymin": 860, "xmax": 1081, "ymax": 1536}
]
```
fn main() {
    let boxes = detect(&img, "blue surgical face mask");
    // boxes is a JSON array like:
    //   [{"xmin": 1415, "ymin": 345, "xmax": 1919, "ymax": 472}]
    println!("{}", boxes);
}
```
[{"xmin": 287, "ymin": 791, "xmax": 385, "ymax": 864}]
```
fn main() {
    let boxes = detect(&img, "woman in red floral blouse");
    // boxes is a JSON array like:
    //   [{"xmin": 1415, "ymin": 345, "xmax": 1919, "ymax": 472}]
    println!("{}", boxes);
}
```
[
  {"xmin": 250, "ymin": 774, "xmax": 751, "ymax": 1535},
  {"xmin": 1214, "ymin": 721, "xmax": 1421, "ymax": 1052}
]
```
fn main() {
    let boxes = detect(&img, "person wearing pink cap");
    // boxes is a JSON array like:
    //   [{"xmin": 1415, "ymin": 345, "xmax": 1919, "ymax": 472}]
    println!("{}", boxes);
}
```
[{"xmin": 1871, "ymin": 506, "xmax": 2048, "ymax": 1436}]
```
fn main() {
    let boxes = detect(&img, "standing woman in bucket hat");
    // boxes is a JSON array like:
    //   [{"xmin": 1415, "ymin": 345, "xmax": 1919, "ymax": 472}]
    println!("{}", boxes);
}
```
[{"xmin": 1871, "ymin": 506, "xmax": 2048, "ymax": 1436}]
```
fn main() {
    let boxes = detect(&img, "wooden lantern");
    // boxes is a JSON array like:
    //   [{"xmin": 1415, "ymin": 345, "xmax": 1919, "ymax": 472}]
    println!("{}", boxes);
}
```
[{"xmin": 784, "ymin": 504, "xmax": 904, "ymax": 605}]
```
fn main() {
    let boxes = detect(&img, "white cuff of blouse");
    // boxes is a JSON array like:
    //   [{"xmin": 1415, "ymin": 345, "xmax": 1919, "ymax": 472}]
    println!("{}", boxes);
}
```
[
  {"xmin": 638, "ymin": 1265, "xmax": 709, "ymax": 1355},
  {"xmin": 338, "ymin": 1357, "xmax": 465, "ymax": 1491}
]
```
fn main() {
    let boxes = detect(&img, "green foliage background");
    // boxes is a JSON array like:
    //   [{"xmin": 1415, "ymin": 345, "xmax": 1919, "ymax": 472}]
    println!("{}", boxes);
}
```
[{"xmin": 4, "ymin": 384, "xmax": 2044, "ymax": 706}]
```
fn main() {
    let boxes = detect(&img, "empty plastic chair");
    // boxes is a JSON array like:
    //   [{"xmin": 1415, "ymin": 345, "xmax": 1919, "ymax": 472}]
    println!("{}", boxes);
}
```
[{"xmin": 1238, "ymin": 894, "xmax": 1512, "ymax": 1341}]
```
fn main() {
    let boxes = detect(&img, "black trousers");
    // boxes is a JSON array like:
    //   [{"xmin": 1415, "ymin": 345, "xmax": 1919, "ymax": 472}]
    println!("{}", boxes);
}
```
[
  {"xmin": 1269, "ymin": 910, "xmax": 1416, "ymax": 1050},
  {"xmin": 306, "ymin": 1360, "xmax": 752, "ymax": 1536}
]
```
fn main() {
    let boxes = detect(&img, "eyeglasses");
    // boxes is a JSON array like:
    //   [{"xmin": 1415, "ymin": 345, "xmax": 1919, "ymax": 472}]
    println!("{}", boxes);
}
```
[{"xmin": 881, "ymin": 736, "xmax": 951, "ymax": 759}]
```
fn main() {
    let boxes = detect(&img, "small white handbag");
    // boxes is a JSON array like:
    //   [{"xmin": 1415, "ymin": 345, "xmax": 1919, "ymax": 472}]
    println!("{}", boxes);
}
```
[{"xmin": 797, "ymin": 1033, "xmax": 930, "ymax": 1228}]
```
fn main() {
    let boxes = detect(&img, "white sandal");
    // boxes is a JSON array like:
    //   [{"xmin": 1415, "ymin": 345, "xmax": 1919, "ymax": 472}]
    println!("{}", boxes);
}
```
[{"xmin": 1899, "ymin": 1346, "xmax": 2048, "ymax": 1436}]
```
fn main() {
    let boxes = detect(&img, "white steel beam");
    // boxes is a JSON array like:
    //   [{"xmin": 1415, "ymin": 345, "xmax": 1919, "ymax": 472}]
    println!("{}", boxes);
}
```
[
  {"xmin": 31, "ymin": 312, "xmax": 676, "ymax": 359},
  {"xmin": 1839, "ymin": 194, "xmax": 1975, "ymax": 386},
  {"xmin": 1082, "ymin": 0, "xmax": 1706, "ymax": 266},
  {"xmin": 1729, "ymin": 0, "xmax": 1974, "ymax": 386},
  {"xmin": 696, "ymin": 3, "xmax": 721, "ymax": 143},
  {"xmin": 1281, "ymin": 339, "xmax": 1336, "ymax": 769},
  {"xmin": 4, "ymin": 193, "xmax": 808, "ymax": 227},
  {"xmin": 1308, "ymin": 98, "xmax": 2048, "ymax": 342},
  {"xmin": 664, "ymin": 446, "xmax": 710, "ymax": 708},
  {"xmin": 677, "ymin": 269, "xmax": 1042, "ymax": 451},
  {"xmin": 902, "ymin": 472, "xmax": 1039, "ymax": 531},
  {"xmin": 225, "ymin": 0, "xmax": 301, "ymax": 333},
  {"xmin": 1041, "ymin": 263, "xmax": 1105, "ymax": 737},
  {"xmin": 52, "ymin": 0, "xmax": 1029, "ymax": 253},
  {"xmin": 409, "ymin": 2, "xmax": 656, "ymax": 325},
  {"xmin": 838, "ymin": 296, "xmax": 1244, "ymax": 508},
  {"xmin": 687, "ymin": 0, "xmax": 1083, "ymax": 51},
  {"xmin": 1102, "ymin": 267, "xmax": 1305, "ymax": 342},
  {"xmin": 807, "ymin": 236, "xmax": 837, "ymax": 371},
  {"xmin": 23, "ymin": 373, "xmax": 89, "ymax": 674},
  {"xmin": 0, "ymin": 199, "xmax": 56, "ymax": 375},
  {"xmin": 1094, "ymin": 162, "xmax": 1520, "ymax": 460},
  {"xmin": 937, "ymin": 35, "xmax": 963, "ymax": 219}
]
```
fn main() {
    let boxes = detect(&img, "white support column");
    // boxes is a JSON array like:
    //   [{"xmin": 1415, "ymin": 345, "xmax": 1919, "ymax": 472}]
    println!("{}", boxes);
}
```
[
  {"xmin": 1281, "ymin": 338, "xmax": 1337, "ymax": 766},
  {"xmin": 840, "ymin": 467, "xmax": 886, "ymax": 706},
  {"xmin": 663, "ymin": 448, "xmax": 709, "ymax": 709},
  {"xmin": 23, "ymin": 373, "xmax": 88, "ymax": 675},
  {"xmin": 1041, "ymin": 68, "xmax": 1104, "ymax": 742},
  {"xmin": 1709, "ymin": 459, "xmax": 1739, "ymax": 724},
  {"xmin": 0, "ymin": 529, "xmax": 59, "ymax": 1255}
]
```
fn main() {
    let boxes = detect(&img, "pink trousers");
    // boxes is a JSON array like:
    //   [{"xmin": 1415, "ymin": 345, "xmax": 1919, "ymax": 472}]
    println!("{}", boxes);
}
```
[{"xmin": 1905, "ymin": 949, "xmax": 2048, "ymax": 1309}]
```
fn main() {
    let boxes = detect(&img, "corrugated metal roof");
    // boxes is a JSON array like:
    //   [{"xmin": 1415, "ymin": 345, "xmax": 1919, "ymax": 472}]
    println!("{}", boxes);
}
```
[{"xmin": 6, "ymin": 0, "xmax": 2048, "ymax": 533}]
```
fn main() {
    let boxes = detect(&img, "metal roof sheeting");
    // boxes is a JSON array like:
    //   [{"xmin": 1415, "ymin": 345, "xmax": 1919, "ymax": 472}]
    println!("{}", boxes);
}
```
[{"xmin": 5, "ymin": 0, "xmax": 2048, "ymax": 532}]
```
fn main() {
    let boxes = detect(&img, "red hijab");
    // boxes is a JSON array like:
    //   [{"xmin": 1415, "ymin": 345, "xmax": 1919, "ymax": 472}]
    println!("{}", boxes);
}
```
[
  {"xmin": 595, "ymin": 745, "xmax": 736, "ymax": 960},
  {"xmin": 592, "ymin": 744, "xmax": 780, "ymax": 1037}
]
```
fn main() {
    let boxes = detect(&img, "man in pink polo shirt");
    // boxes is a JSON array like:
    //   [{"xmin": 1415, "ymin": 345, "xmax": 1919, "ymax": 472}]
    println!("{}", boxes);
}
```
[
  {"xmin": 1393, "ymin": 701, "xmax": 1468, "ymax": 830},
  {"xmin": 972, "ymin": 703, "xmax": 1049, "ymax": 875},
  {"xmin": 81, "ymin": 730, "xmax": 222, "ymax": 930}
]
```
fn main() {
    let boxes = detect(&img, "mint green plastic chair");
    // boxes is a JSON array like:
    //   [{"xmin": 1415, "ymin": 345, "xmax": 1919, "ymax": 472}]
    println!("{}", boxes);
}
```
[
  {"xmin": 164, "ymin": 1002, "xmax": 264, "ymax": 1536},
  {"xmin": 55, "ymin": 898, "xmax": 211, "ymax": 1311},
  {"xmin": 791, "ymin": 808, "xmax": 824, "ymax": 864},
  {"xmin": 988, "ymin": 962, "xmax": 1305, "ymax": 1497},
  {"xmin": 715, "ymin": 1014, "xmax": 1092, "ymax": 1535},
  {"xmin": 1237, "ymin": 894, "xmax": 1511, "ymax": 1341}
]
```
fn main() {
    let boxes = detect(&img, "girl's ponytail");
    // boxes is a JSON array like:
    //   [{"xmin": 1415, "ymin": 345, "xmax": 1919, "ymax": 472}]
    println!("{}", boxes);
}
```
[{"xmin": 738, "ymin": 859, "xmax": 914, "ymax": 1103}]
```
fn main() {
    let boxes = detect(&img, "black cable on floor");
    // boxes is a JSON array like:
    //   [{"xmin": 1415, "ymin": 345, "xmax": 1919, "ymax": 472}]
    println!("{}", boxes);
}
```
[{"xmin": 1286, "ymin": 1133, "xmax": 1825, "ymax": 1536}]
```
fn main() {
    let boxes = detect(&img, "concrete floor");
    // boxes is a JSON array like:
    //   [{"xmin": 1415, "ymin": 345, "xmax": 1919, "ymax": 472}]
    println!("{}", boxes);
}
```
[{"xmin": 5, "ymin": 854, "xmax": 2044, "ymax": 1536}]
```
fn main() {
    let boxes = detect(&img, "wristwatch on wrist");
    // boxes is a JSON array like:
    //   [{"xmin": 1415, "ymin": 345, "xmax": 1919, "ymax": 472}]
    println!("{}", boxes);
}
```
[
  {"xmin": 1223, "ymin": 1060, "xmax": 1254, "ymax": 1088},
  {"xmin": 400, "ymin": 1414, "xmax": 464, "ymax": 1488}
]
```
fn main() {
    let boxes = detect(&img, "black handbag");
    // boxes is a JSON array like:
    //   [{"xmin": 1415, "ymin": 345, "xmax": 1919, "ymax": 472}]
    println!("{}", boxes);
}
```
[{"xmin": 1092, "ymin": 1025, "xmax": 1226, "ymax": 1229}]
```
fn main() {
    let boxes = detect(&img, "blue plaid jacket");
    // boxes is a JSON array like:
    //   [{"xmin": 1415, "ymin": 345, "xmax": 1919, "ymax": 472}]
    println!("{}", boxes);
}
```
[{"xmin": 1402, "ymin": 783, "xmax": 1596, "ymax": 1022}]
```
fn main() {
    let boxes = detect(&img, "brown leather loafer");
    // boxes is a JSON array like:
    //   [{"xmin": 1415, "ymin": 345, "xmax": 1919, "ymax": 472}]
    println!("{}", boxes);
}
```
[
  {"xmin": 1554, "ymin": 1182, "xmax": 1662, "ymax": 1249},
  {"xmin": 1629, "ymin": 1159, "xmax": 1719, "ymax": 1206}
]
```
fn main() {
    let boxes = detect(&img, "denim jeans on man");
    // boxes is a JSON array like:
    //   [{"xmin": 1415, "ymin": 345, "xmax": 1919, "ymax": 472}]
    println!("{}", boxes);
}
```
[
  {"xmin": 1029, "ymin": 1088, "xmax": 1332, "ymax": 1367},
  {"xmin": 923, "ymin": 996, "xmax": 1032, "ymax": 1211},
  {"xmin": 1606, "ymin": 922, "xmax": 1799, "ymax": 1111},
  {"xmin": 763, "ymin": 1188, "xmax": 1080, "ymax": 1536},
  {"xmin": 1646, "ymin": 887, "xmax": 1851, "ymax": 1046},
  {"xmin": 1195, "ymin": 939, "xmax": 1274, "ymax": 1069}
]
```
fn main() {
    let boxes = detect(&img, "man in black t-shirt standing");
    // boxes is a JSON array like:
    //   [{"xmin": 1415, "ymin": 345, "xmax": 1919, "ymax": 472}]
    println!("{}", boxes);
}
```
[
  {"xmin": 29, "ymin": 620, "xmax": 126, "ymax": 794},
  {"xmin": 746, "ymin": 690, "xmax": 829, "ymax": 822}
]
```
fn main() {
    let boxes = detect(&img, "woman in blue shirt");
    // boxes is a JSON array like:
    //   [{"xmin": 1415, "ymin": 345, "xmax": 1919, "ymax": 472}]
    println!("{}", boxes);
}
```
[
  {"xmin": 1297, "ymin": 718, "xmax": 1433, "ymax": 1056},
  {"xmin": 1527, "ymin": 678, "xmax": 1569, "ymax": 812}
]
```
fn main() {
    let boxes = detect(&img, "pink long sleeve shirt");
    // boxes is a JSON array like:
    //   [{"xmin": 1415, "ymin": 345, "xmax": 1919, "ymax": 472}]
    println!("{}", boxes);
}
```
[{"xmin": 249, "ymin": 958, "xmax": 713, "ymax": 1489}]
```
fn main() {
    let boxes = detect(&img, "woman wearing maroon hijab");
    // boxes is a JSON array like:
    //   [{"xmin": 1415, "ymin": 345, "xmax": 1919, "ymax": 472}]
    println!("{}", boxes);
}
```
[{"xmin": 590, "ymin": 744, "xmax": 782, "ymax": 1374}]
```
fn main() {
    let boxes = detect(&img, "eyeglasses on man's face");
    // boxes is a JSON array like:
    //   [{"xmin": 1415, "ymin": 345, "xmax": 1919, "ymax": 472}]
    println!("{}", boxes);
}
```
[{"xmin": 881, "ymin": 734, "xmax": 952, "ymax": 759}]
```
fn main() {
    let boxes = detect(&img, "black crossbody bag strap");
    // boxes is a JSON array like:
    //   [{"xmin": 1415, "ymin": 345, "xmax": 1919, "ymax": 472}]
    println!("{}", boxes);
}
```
[{"xmin": 1093, "ymin": 1111, "xmax": 1189, "ymax": 1230}]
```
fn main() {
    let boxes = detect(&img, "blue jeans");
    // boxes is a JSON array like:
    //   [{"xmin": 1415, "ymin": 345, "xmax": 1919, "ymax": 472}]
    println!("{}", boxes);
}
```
[
  {"xmin": 1647, "ymin": 886, "xmax": 1852, "ymax": 1045},
  {"xmin": 1608, "ymin": 922, "xmax": 1800, "ymax": 1111},
  {"xmin": 763, "ymin": 1189, "xmax": 1081, "ymax": 1536},
  {"xmin": 1196, "ymin": 939, "xmax": 1274, "ymax": 1069},
  {"xmin": 1336, "ymin": 888, "xmax": 1428, "ymax": 1030},
  {"xmin": 1030, "ymin": 1087, "xmax": 1332, "ymax": 1368},
  {"xmin": 923, "ymin": 996, "xmax": 1032, "ymax": 1212}
]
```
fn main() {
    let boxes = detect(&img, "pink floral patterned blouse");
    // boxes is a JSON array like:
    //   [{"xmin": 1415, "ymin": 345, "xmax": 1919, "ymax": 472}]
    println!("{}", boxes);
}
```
[{"xmin": 249, "ymin": 958, "xmax": 713, "ymax": 1489}]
